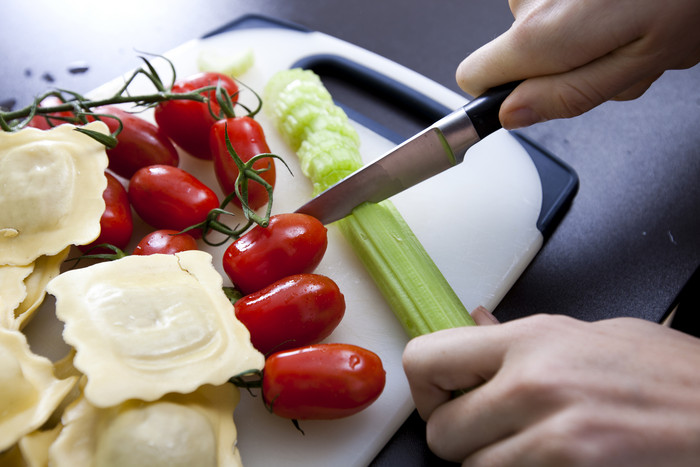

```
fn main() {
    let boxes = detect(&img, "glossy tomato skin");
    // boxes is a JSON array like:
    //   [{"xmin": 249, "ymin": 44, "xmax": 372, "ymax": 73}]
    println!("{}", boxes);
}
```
[
  {"xmin": 91, "ymin": 106, "xmax": 179, "ymax": 179},
  {"xmin": 235, "ymin": 274, "xmax": 345, "ymax": 355},
  {"xmin": 79, "ymin": 172, "xmax": 133, "ymax": 253},
  {"xmin": 154, "ymin": 72, "xmax": 239, "ymax": 160},
  {"xmin": 128, "ymin": 165, "xmax": 219, "ymax": 237},
  {"xmin": 209, "ymin": 116, "xmax": 276, "ymax": 211},
  {"xmin": 262, "ymin": 343, "xmax": 386, "ymax": 420},
  {"xmin": 222, "ymin": 213, "xmax": 328, "ymax": 295},
  {"xmin": 132, "ymin": 229, "xmax": 198, "ymax": 255}
]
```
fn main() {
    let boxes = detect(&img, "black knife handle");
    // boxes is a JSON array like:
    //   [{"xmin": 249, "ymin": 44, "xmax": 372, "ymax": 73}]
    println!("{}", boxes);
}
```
[{"xmin": 463, "ymin": 80, "xmax": 523, "ymax": 139}]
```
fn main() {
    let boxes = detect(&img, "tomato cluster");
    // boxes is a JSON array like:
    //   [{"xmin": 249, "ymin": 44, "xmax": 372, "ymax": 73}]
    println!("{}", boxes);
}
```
[
  {"xmin": 228, "ymin": 213, "xmax": 386, "ymax": 420},
  {"xmin": 41, "ymin": 70, "xmax": 384, "ymax": 422},
  {"xmin": 42, "ymin": 71, "xmax": 275, "ymax": 256}
]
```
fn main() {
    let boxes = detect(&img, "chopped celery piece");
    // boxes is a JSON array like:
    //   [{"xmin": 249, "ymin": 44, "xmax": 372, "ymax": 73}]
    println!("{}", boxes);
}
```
[
  {"xmin": 263, "ymin": 68, "xmax": 324, "ymax": 105},
  {"xmin": 268, "ymin": 81, "xmax": 334, "ymax": 122},
  {"xmin": 298, "ymin": 130, "xmax": 362, "ymax": 194},
  {"xmin": 197, "ymin": 47, "xmax": 254, "ymax": 77},
  {"xmin": 281, "ymin": 104, "xmax": 357, "ymax": 150},
  {"xmin": 265, "ymin": 69, "xmax": 474, "ymax": 337},
  {"xmin": 305, "ymin": 110, "xmax": 360, "ymax": 145}
]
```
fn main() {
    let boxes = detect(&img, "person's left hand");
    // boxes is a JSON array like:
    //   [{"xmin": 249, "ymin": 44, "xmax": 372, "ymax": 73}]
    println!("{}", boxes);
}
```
[{"xmin": 402, "ymin": 313, "xmax": 700, "ymax": 466}]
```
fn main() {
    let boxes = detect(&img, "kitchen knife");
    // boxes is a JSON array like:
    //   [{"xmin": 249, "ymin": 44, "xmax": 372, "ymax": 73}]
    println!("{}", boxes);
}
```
[{"xmin": 295, "ymin": 81, "xmax": 521, "ymax": 225}]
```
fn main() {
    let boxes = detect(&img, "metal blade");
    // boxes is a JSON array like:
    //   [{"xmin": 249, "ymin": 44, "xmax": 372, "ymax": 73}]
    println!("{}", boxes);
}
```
[{"xmin": 295, "ymin": 107, "xmax": 479, "ymax": 224}]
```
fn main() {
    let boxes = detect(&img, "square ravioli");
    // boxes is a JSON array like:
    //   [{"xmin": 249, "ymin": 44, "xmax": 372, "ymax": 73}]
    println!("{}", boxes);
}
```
[
  {"xmin": 0, "ymin": 328, "xmax": 77, "ymax": 452},
  {"xmin": 49, "ymin": 384, "xmax": 243, "ymax": 467},
  {"xmin": 0, "ymin": 122, "xmax": 108, "ymax": 266},
  {"xmin": 46, "ymin": 250, "xmax": 264, "ymax": 407}
]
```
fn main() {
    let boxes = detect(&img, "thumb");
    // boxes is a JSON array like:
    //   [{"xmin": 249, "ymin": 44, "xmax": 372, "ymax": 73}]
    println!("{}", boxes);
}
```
[{"xmin": 471, "ymin": 306, "xmax": 500, "ymax": 326}]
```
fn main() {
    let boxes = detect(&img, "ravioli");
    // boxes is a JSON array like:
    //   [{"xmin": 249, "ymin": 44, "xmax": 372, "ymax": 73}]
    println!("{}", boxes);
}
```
[
  {"xmin": 49, "ymin": 384, "xmax": 243, "ymax": 467},
  {"xmin": 44, "ymin": 349, "xmax": 84, "ymax": 430},
  {"xmin": 17, "ymin": 424, "xmax": 62, "ymax": 467},
  {"xmin": 47, "ymin": 250, "xmax": 265, "ymax": 408},
  {"xmin": 0, "ymin": 328, "xmax": 77, "ymax": 452},
  {"xmin": 0, "ymin": 122, "xmax": 109, "ymax": 266},
  {"xmin": 0, "ymin": 247, "xmax": 70, "ymax": 330},
  {"xmin": 0, "ymin": 263, "xmax": 33, "ymax": 329}
]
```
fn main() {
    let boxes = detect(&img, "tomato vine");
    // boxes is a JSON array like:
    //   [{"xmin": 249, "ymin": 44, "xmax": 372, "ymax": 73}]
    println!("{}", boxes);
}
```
[{"xmin": 1, "ymin": 53, "xmax": 286, "ymax": 232}]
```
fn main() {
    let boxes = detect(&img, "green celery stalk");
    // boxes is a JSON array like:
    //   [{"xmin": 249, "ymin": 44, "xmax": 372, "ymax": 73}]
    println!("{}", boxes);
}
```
[
  {"xmin": 265, "ymin": 69, "xmax": 474, "ymax": 337},
  {"xmin": 337, "ymin": 201, "xmax": 474, "ymax": 337}
]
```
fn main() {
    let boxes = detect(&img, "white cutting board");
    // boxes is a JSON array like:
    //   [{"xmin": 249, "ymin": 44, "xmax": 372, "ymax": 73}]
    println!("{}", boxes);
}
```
[{"xmin": 23, "ymin": 17, "xmax": 544, "ymax": 467}]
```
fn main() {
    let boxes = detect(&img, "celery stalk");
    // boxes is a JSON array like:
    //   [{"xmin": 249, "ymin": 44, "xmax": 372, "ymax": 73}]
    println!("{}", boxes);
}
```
[
  {"xmin": 337, "ymin": 201, "xmax": 474, "ymax": 337},
  {"xmin": 265, "ymin": 69, "xmax": 474, "ymax": 337}
]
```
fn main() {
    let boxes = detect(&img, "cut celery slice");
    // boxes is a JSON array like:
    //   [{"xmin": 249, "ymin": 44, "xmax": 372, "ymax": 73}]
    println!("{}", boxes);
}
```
[{"xmin": 265, "ymin": 69, "xmax": 474, "ymax": 337}]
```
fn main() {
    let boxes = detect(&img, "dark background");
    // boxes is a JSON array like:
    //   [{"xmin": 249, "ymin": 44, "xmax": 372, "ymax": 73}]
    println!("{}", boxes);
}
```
[{"xmin": 3, "ymin": 1, "xmax": 699, "ymax": 465}]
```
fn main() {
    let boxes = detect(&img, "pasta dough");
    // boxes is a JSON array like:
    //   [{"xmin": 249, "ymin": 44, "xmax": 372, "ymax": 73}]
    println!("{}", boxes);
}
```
[
  {"xmin": 0, "ymin": 122, "xmax": 108, "ymax": 266},
  {"xmin": 0, "ymin": 247, "xmax": 70, "ymax": 330},
  {"xmin": 49, "ymin": 384, "xmax": 243, "ymax": 467},
  {"xmin": 47, "ymin": 250, "xmax": 264, "ymax": 407},
  {"xmin": 0, "ymin": 328, "xmax": 77, "ymax": 451}
]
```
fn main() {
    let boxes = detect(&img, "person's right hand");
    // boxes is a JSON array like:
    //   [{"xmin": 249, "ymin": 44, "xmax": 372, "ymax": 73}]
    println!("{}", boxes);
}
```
[{"xmin": 456, "ymin": 0, "xmax": 700, "ymax": 129}]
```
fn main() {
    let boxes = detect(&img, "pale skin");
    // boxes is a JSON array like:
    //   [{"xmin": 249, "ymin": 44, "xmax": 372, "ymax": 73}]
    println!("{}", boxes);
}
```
[
  {"xmin": 456, "ymin": 0, "xmax": 700, "ymax": 129},
  {"xmin": 403, "ymin": 0, "xmax": 700, "ymax": 465},
  {"xmin": 404, "ymin": 310, "xmax": 700, "ymax": 466}
]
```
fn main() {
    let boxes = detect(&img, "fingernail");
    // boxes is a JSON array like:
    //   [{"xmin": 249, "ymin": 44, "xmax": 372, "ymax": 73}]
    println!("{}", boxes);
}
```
[
  {"xmin": 471, "ymin": 306, "xmax": 500, "ymax": 325},
  {"xmin": 504, "ymin": 107, "xmax": 543, "ymax": 129}
]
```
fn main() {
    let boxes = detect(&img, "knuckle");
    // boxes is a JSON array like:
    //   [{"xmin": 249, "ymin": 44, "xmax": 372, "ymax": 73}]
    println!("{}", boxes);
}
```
[
  {"xmin": 536, "ymin": 411, "xmax": 610, "ymax": 466},
  {"xmin": 401, "ymin": 338, "xmax": 424, "ymax": 373}
]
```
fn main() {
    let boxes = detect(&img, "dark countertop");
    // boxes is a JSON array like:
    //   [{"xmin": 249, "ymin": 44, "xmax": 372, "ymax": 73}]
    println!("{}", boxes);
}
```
[{"xmin": 3, "ymin": 1, "xmax": 699, "ymax": 465}]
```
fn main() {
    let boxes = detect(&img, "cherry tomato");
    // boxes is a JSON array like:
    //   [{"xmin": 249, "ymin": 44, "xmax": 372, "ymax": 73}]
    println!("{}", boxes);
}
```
[
  {"xmin": 90, "ymin": 106, "xmax": 179, "ymax": 179},
  {"xmin": 154, "ymin": 72, "xmax": 239, "ymax": 159},
  {"xmin": 79, "ymin": 172, "xmax": 133, "ymax": 253},
  {"xmin": 128, "ymin": 165, "xmax": 219, "ymax": 237},
  {"xmin": 235, "ymin": 274, "xmax": 345, "ymax": 355},
  {"xmin": 27, "ymin": 96, "xmax": 74, "ymax": 129},
  {"xmin": 262, "ymin": 343, "xmax": 386, "ymax": 420},
  {"xmin": 133, "ymin": 229, "xmax": 198, "ymax": 255},
  {"xmin": 210, "ymin": 116, "xmax": 276, "ymax": 211},
  {"xmin": 222, "ymin": 213, "xmax": 328, "ymax": 295}
]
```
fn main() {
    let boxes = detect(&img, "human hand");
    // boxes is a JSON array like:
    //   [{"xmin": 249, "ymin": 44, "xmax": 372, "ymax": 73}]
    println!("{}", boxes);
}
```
[
  {"xmin": 402, "ymin": 313, "xmax": 700, "ymax": 466},
  {"xmin": 456, "ymin": 0, "xmax": 700, "ymax": 129}
]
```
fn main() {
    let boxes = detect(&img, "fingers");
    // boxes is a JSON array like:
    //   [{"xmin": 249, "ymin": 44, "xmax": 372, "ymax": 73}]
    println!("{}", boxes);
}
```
[
  {"xmin": 402, "ymin": 324, "xmax": 512, "ymax": 420},
  {"xmin": 497, "ymin": 44, "xmax": 662, "ymax": 128},
  {"xmin": 456, "ymin": 0, "xmax": 641, "ymax": 98},
  {"xmin": 402, "ymin": 307, "xmax": 498, "ymax": 421},
  {"xmin": 455, "ymin": 0, "xmax": 682, "ymax": 128},
  {"xmin": 611, "ymin": 73, "xmax": 662, "ymax": 101},
  {"xmin": 461, "ymin": 417, "xmax": 563, "ymax": 467},
  {"xmin": 424, "ymin": 382, "xmax": 520, "ymax": 462}
]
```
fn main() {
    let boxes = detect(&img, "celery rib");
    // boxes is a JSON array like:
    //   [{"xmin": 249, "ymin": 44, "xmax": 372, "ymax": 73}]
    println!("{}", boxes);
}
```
[
  {"xmin": 265, "ymin": 69, "xmax": 474, "ymax": 337},
  {"xmin": 337, "ymin": 201, "xmax": 473, "ymax": 337}
]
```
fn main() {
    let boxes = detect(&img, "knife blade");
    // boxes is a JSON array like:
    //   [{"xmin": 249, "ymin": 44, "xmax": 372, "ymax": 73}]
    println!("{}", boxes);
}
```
[{"xmin": 295, "ymin": 81, "xmax": 521, "ymax": 224}]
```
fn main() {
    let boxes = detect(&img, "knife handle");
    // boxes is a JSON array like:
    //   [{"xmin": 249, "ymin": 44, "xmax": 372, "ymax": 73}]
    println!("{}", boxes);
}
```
[{"xmin": 463, "ymin": 80, "xmax": 523, "ymax": 139}]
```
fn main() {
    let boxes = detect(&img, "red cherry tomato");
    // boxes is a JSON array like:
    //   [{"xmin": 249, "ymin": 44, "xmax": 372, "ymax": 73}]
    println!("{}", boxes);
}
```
[
  {"xmin": 222, "ymin": 213, "xmax": 328, "ymax": 295},
  {"xmin": 27, "ymin": 96, "xmax": 74, "ymax": 129},
  {"xmin": 154, "ymin": 72, "xmax": 239, "ymax": 160},
  {"xmin": 235, "ymin": 274, "xmax": 345, "ymax": 355},
  {"xmin": 262, "ymin": 343, "xmax": 386, "ymax": 420},
  {"xmin": 79, "ymin": 172, "xmax": 133, "ymax": 253},
  {"xmin": 133, "ymin": 229, "xmax": 198, "ymax": 255},
  {"xmin": 128, "ymin": 165, "xmax": 219, "ymax": 237},
  {"xmin": 90, "ymin": 106, "xmax": 179, "ymax": 179},
  {"xmin": 209, "ymin": 116, "xmax": 276, "ymax": 211}
]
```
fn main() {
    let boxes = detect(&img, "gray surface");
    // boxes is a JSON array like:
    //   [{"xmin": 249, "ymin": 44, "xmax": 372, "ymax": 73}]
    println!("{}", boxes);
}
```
[{"xmin": 3, "ymin": 1, "xmax": 699, "ymax": 465}]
